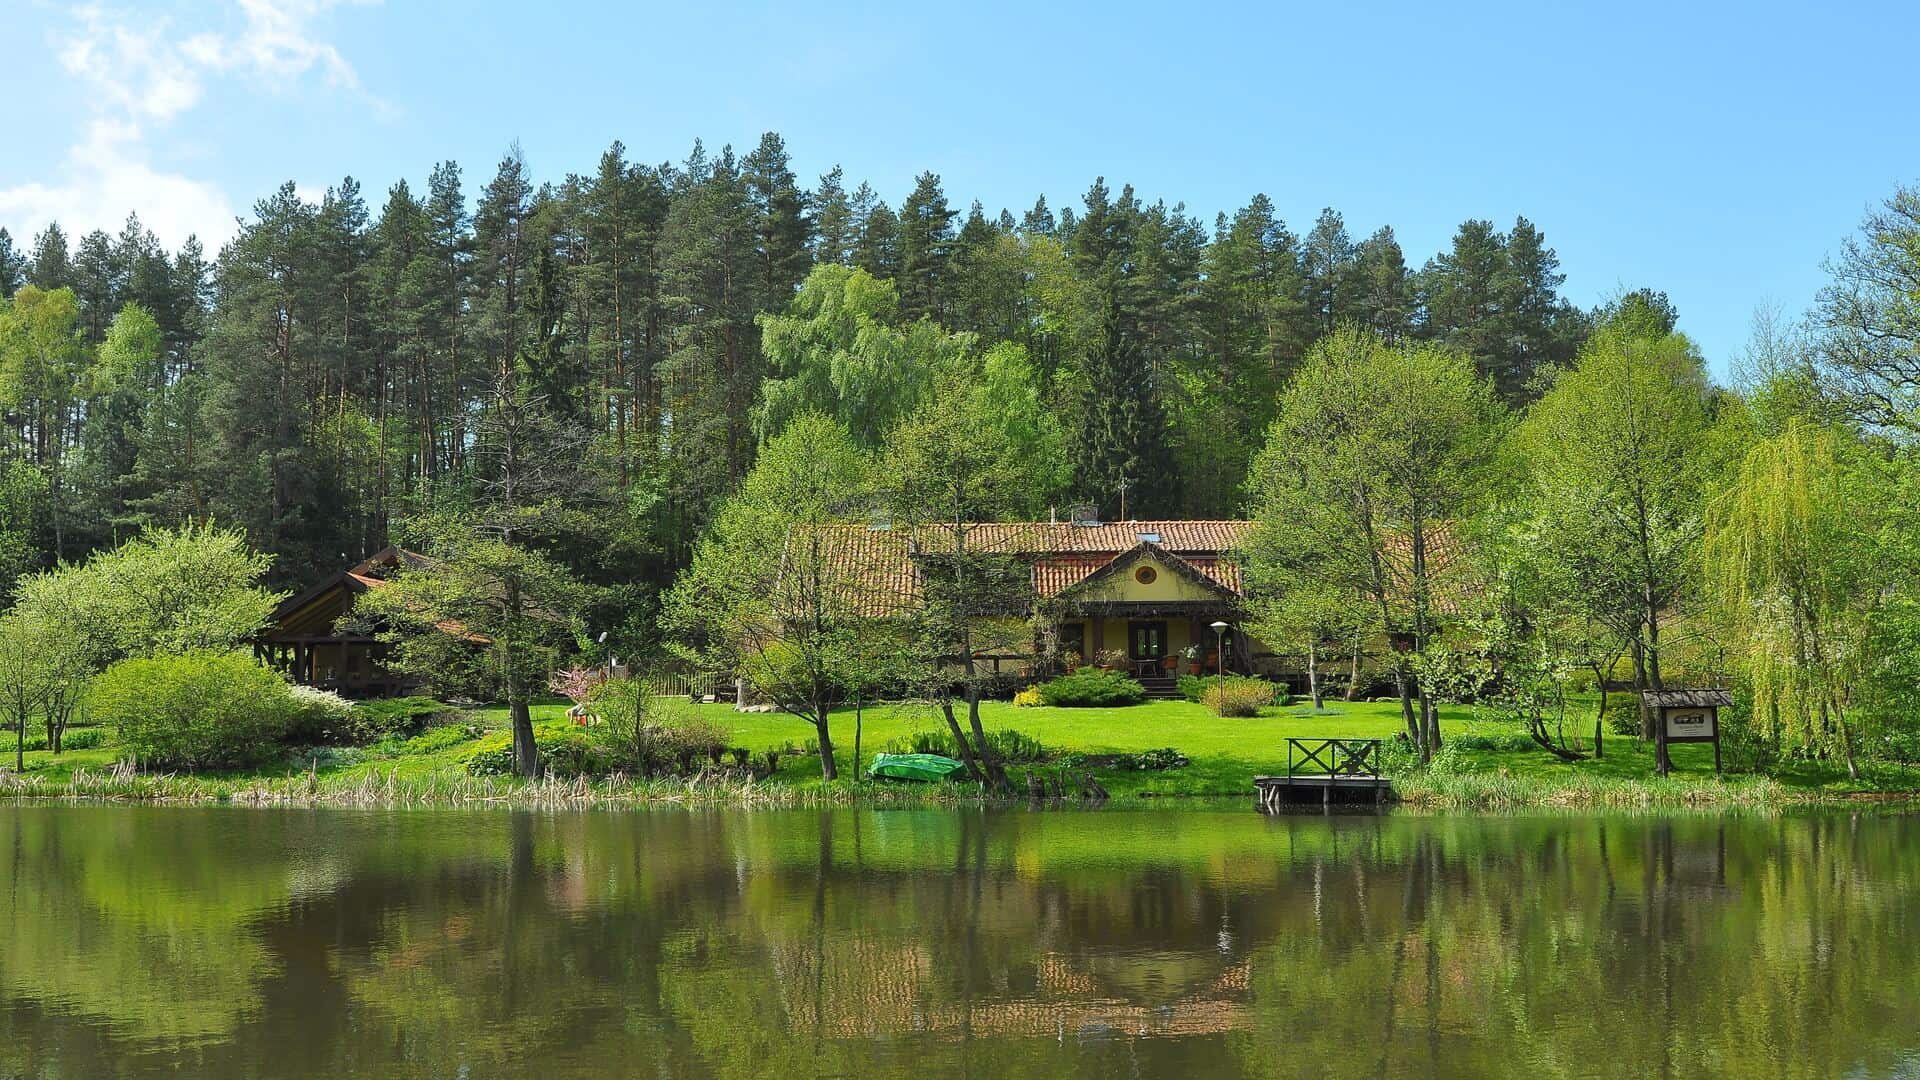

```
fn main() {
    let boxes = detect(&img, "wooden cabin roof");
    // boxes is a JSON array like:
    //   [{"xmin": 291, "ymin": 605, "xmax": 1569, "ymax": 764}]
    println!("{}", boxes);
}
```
[{"xmin": 263, "ymin": 547, "xmax": 488, "ymax": 644}]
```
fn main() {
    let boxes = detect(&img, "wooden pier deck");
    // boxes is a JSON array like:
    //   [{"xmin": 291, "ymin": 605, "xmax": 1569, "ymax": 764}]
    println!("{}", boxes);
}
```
[{"xmin": 1254, "ymin": 738, "xmax": 1392, "ymax": 811}]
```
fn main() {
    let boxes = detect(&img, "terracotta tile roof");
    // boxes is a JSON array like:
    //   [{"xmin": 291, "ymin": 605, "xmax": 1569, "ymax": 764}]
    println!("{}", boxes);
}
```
[
  {"xmin": 809, "ymin": 518, "xmax": 1468, "ymax": 618},
  {"xmin": 910, "ymin": 520, "xmax": 1252, "ymax": 556},
  {"xmin": 813, "ymin": 521, "xmax": 1254, "ymax": 615}
]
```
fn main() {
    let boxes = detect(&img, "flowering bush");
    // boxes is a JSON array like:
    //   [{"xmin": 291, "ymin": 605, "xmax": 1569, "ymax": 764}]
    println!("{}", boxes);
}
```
[{"xmin": 548, "ymin": 666, "xmax": 604, "ymax": 705}]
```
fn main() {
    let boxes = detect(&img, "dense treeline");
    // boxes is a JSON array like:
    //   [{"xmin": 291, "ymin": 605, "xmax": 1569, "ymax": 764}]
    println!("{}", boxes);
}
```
[{"xmin": 0, "ymin": 133, "xmax": 1606, "ymax": 654}]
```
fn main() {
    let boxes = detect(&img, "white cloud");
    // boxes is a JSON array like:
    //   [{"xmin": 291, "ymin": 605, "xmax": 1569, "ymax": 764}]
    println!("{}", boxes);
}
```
[
  {"xmin": 0, "ymin": 120, "xmax": 237, "ymax": 252},
  {"xmin": 0, "ymin": 0, "xmax": 380, "ymax": 252}
]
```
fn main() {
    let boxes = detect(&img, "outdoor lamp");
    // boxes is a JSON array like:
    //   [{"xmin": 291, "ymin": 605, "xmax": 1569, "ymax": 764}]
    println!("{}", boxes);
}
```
[{"xmin": 1210, "ymin": 621, "xmax": 1230, "ymax": 693}]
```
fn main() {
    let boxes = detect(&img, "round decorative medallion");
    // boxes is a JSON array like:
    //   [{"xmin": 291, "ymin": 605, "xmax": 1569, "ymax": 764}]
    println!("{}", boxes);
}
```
[{"xmin": 1134, "ymin": 565, "xmax": 1158, "ymax": 585}]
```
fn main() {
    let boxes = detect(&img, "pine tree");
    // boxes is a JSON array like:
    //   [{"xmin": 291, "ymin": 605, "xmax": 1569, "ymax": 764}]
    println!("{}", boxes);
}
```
[
  {"xmin": 896, "ymin": 171, "xmax": 956, "ymax": 320},
  {"xmin": 1021, "ymin": 195, "xmax": 1057, "ymax": 237},
  {"xmin": 1063, "ymin": 178, "xmax": 1184, "ymax": 517},
  {"xmin": 70, "ymin": 229, "xmax": 121, "ymax": 344},
  {"xmin": 473, "ymin": 146, "xmax": 534, "ymax": 388},
  {"xmin": 29, "ymin": 225, "xmax": 70, "ymax": 290},
  {"xmin": 853, "ymin": 196, "xmax": 900, "ymax": 280},
  {"xmin": 656, "ymin": 142, "xmax": 762, "ymax": 560},
  {"xmin": 811, "ymin": 165, "xmax": 856, "ymax": 266},
  {"xmin": 948, "ymin": 201, "xmax": 1025, "ymax": 340},
  {"xmin": 743, "ymin": 132, "xmax": 812, "ymax": 304},
  {"xmin": 1301, "ymin": 207, "xmax": 1355, "ymax": 334},
  {"xmin": 0, "ymin": 230, "xmax": 24, "ymax": 298},
  {"xmin": 201, "ymin": 182, "xmax": 351, "ymax": 583},
  {"xmin": 581, "ymin": 142, "xmax": 669, "ymax": 487},
  {"xmin": 1184, "ymin": 195, "xmax": 1308, "ymax": 514},
  {"xmin": 1495, "ymin": 216, "xmax": 1585, "ymax": 398},
  {"xmin": 424, "ymin": 160, "xmax": 473, "ymax": 478},
  {"xmin": 1347, "ymin": 226, "xmax": 1415, "ymax": 341},
  {"xmin": 1419, "ymin": 218, "xmax": 1510, "ymax": 387}
]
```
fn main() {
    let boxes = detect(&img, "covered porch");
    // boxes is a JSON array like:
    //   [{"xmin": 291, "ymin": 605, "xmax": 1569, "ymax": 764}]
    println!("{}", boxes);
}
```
[{"xmin": 1052, "ymin": 602, "xmax": 1256, "ymax": 680}]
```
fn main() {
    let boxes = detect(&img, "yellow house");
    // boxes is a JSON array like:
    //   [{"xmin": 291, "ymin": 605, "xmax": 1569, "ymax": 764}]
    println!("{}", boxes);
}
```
[{"xmin": 819, "ymin": 519, "xmax": 1274, "ymax": 691}]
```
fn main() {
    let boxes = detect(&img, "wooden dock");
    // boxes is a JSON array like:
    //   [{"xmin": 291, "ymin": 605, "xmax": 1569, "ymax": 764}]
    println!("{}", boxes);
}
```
[{"xmin": 1254, "ymin": 738, "xmax": 1391, "ymax": 811}]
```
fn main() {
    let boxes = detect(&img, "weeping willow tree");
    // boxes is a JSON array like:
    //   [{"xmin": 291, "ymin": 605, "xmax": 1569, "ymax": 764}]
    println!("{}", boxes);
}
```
[{"xmin": 1703, "ymin": 420, "xmax": 1878, "ymax": 778}]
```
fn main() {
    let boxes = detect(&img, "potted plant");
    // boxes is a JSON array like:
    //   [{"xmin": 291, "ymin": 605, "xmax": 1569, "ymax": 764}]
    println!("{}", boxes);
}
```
[{"xmin": 1181, "ymin": 643, "xmax": 1203, "ymax": 676}]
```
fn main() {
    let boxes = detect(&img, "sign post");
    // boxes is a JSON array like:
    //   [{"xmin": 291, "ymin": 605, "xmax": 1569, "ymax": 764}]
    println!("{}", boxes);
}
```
[{"xmin": 1642, "ymin": 689, "xmax": 1732, "ymax": 775}]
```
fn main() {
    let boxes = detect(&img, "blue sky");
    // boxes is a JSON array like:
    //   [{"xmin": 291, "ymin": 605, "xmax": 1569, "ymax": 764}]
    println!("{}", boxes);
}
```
[{"xmin": 4, "ymin": 0, "xmax": 1916, "ymax": 372}]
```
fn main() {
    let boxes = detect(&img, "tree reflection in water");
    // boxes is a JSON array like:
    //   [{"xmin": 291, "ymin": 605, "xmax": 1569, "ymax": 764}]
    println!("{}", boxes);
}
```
[{"xmin": 0, "ymin": 806, "xmax": 1914, "ymax": 1077}]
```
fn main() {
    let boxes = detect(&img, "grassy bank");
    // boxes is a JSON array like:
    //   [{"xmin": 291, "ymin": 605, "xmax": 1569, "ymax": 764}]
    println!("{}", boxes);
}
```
[{"xmin": 3, "ymin": 695, "xmax": 1917, "ymax": 810}]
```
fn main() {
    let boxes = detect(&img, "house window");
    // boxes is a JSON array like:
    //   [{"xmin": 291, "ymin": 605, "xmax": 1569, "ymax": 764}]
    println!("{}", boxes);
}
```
[
  {"xmin": 1134, "ymin": 565, "xmax": 1158, "ymax": 585},
  {"xmin": 1129, "ymin": 621, "xmax": 1168, "ymax": 661},
  {"xmin": 1057, "ymin": 622, "xmax": 1086, "ymax": 665}
]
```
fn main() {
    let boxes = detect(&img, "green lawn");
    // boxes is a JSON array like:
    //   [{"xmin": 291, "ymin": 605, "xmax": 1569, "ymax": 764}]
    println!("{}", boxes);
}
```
[
  {"xmin": 5, "ymin": 695, "xmax": 1914, "ymax": 805},
  {"xmin": 463, "ymin": 696, "xmax": 1916, "ymax": 799}
]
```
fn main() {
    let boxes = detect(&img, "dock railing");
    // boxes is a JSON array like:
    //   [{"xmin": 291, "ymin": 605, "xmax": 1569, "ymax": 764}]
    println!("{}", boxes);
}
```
[{"xmin": 1286, "ymin": 737, "xmax": 1382, "ymax": 779}]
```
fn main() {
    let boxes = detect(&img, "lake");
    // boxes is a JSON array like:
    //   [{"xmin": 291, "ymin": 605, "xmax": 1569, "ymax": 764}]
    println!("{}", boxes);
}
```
[{"xmin": 0, "ymin": 805, "xmax": 1915, "ymax": 1078}]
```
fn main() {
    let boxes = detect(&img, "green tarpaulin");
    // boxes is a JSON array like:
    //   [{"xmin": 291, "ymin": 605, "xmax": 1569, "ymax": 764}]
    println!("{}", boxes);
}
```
[{"xmin": 866, "ymin": 753, "xmax": 967, "ymax": 782}]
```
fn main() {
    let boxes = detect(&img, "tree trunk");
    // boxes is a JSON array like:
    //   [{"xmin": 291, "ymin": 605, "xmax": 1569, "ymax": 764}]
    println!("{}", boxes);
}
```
[
  {"xmin": 956, "ymin": 622, "xmax": 1009, "ymax": 792},
  {"xmin": 966, "ymin": 688, "xmax": 1009, "ymax": 793},
  {"xmin": 1345, "ymin": 644, "xmax": 1362, "ymax": 701},
  {"xmin": 1308, "ymin": 643, "xmax": 1324, "ymax": 710},
  {"xmin": 1630, "ymin": 640, "xmax": 1653, "ymax": 739},
  {"xmin": 1591, "ymin": 663, "xmax": 1608, "ymax": 760},
  {"xmin": 814, "ymin": 697, "xmax": 838, "ymax": 781},
  {"xmin": 1393, "ymin": 661, "xmax": 1422, "ymax": 759},
  {"xmin": 853, "ymin": 693, "xmax": 864, "ymax": 781},
  {"xmin": 1645, "ymin": 614, "xmax": 1672, "ymax": 776},
  {"xmin": 510, "ymin": 697, "xmax": 539, "ymax": 778},
  {"xmin": 939, "ymin": 700, "xmax": 986, "ymax": 783}
]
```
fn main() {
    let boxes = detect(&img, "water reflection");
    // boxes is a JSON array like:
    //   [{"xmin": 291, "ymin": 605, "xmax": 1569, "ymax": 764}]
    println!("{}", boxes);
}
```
[{"xmin": 0, "ymin": 806, "xmax": 1914, "ymax": 1077}]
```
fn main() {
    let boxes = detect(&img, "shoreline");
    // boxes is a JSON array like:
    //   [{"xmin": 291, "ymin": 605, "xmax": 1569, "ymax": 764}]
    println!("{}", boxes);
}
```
[{"xmin": 0, "ymin": 765, "xmax": 1913, "ymax": 813}]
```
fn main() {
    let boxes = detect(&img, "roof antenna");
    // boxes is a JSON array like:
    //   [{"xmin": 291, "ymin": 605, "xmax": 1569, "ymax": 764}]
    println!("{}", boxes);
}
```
[
  {"xmin": 1116, "ymin": 475, "xmax": 1133, "ymax": 522},
  {"xmin": 1050, "ymin": 505, "xmax": 1057, "ymax": 524}
]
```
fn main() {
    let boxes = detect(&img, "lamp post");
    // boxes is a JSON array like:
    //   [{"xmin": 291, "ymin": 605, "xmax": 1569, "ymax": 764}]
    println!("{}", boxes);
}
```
[{"xmin": 1210, "ymin": 621, "xmax": 1230, "ymax": 698}]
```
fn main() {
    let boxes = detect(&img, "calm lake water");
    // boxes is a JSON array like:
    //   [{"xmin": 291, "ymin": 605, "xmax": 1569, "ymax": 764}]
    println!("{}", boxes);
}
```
[{"xmin": 0, "ymin": 805, "xmax": 1916, "ymax": 1078}]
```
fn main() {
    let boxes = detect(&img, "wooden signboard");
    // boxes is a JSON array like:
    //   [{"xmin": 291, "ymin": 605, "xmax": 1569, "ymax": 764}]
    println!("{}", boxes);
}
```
[
  {"xmin": 1662, "ymin": 705, "xmax": 1716, "ymax": 743},
  {"xmin": 1643, "ymin": 689, "xmax": 1732, "ymax": 774}
]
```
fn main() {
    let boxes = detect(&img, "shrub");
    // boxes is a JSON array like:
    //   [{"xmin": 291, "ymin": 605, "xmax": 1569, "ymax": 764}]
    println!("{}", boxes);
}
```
[
  {"xmin": 898, "ymin": 727, "xmax": 1050, "ymax": 763},
  {"xmin": 60, "ymin": 727, "xmax": 106, "ymax": 751},
  {"xmin": 1036, "ymin": 669, "xmax": 1144, "ymax": 708},
  {"xmin": 974, "ymin": 671, "xmax": 1027, "ymax": 701},
  {"xmin": 1604, "ymin": 694, "xmax": 1644, "ymax": 736},
  {"xmin": 1055, "ymin": 748, "xmax": 1189, "ymax": 771},
  {"xmin": 283, "ymin": 685, "xmax": 360, "ymax": 745},
  {"xmin": 1011, "ymin": 687, "xmax": 1043, "ymax": 708},
  {"xmin": 393, "ymin": 720, "xmax": 486, "ymax": 756},
  {"xmin": 1181, "ymin": 674, "xmax": 1286, "ymax": 706},
  {"xmin": 90, "ymin": 650, "xmax": 302, "ymax": 769},
  {"xmin": 350, "ymin": 696, "xmax": 453, "ymax": 739},
  {"xmin": 1203, "ymin": 678, "xmax": 1279, "ymax": 717},
  {"xmin": 540, "ymin": 733, "xmax": 605, "ymax": 779},
  {"xmin": 463, "ymin": 738, "xmax": 521, "ymax": 776}
]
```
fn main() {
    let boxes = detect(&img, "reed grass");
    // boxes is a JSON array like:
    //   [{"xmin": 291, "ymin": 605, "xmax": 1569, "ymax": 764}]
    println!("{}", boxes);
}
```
[
  {"xmin": 1392, "ymin": 769, "xmax": 1805, "ymax": 811},
  {"xmin": 0, "ymin": 763, "xmax": 1023, "ymax": 809}
]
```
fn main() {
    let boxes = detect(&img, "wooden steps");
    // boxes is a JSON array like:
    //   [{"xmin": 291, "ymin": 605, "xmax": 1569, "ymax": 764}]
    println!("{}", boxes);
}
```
[{"xmin": 1137, "ymin": 675, "xmax": 1181, "ymax": 700}]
